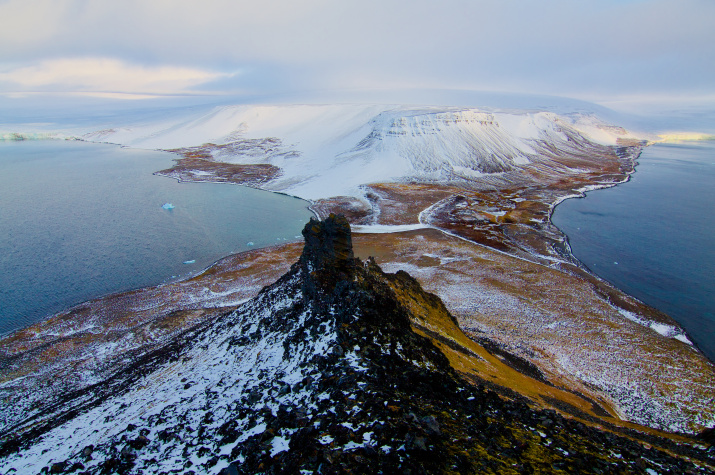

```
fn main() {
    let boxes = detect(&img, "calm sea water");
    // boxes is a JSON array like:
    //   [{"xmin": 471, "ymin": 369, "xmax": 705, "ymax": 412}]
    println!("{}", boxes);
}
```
[
  {"xmin": 552, "ymin": 141, "xmax": 715, "ymax": 362},
  {"xmin": 0, "ymin": 140, "xmax": 314, "ymax": 334}
]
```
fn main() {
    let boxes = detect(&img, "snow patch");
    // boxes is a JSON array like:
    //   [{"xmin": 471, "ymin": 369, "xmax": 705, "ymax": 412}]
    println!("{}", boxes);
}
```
[
  {"xmin": 352, "ymin": 224, "xmax": 429, "ymax": 234},
  {"xmin": 270, "ymin": 436, "xmax": 291, "ymax": 456},
  {"xmin": 617, "ymin": 308, "xmax": 692, "ymax": 344}
]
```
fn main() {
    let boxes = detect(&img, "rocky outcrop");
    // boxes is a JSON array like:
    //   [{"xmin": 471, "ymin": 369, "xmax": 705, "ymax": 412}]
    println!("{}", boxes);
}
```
[
  {"xmin": 299, "ymin": 214, "xmax": 355, "ymax": 292},
  {"xmin": 1, "ymin": 216, "xmax": 713, "ymax": 474}
]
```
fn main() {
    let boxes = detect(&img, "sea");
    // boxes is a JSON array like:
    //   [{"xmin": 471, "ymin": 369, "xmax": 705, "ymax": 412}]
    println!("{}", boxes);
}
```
[
  {"xmin": 552, "ymin": 140, "xmax": 715, "ymax": 362},
  {"xmin": 0, "ymin": 140, "xmax": 314, "ymax": 335}
]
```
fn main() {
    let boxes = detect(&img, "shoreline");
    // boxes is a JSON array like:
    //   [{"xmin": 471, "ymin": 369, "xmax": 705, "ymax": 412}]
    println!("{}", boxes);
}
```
[
  {"xmin": 0, "ymin": 138, "xmax": 317, "ymax": 339},
  {"xmin": 550, "ymin": 142, "xmax": 714, "ymax": 362},
  {"xmin": 0, "ymin": 242, "xmax": 303, "ymax": 341},
  {"xmin": 2, "ymin": 132, "xmax": 714, "ymax": 436},
  {"xmin": 0, "ymin": 135, "xmax": 679, "ymax": 349}
]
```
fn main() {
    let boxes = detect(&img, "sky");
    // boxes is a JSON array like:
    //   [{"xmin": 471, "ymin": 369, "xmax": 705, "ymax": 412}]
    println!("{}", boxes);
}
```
[{"xmin": 0, "ymin": 0, "xmax": 714, "ymax": 108}]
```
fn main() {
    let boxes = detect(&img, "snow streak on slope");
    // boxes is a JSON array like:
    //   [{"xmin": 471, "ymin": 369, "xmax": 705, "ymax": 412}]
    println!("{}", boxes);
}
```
[
  {"xmin": 80, "ymin": 105, "xmax": 644, "ymax": 200},
  {"xmin": 1, "ymin": 269, "xmax": 339, "ymax": 473}
]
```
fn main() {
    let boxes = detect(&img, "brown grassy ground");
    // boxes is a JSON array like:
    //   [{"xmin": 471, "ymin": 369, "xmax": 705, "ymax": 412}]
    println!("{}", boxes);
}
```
[
  {"xmin": 155, "ymin": 157, "xmax": 281, "ymax": 186},
  {"xmin": 353, "ymin": 230, "xmax": 715, "ymax": 433}
]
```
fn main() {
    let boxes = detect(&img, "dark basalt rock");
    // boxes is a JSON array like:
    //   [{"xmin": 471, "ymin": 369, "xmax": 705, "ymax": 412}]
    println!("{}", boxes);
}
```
[
  {"xmin": 299, "ymin": 213, "xmax": 355, "ymax": 294},
  {"xmin": 699, "ymin": 426, "xmax": 715, "ymax": 445},
  {"xmin": 232, "ymin": 216, "xmax": 715, "ymax": 474},
  {"xmin": 3, "ymin": 215, "xmax": 713, "ymax": 474}
]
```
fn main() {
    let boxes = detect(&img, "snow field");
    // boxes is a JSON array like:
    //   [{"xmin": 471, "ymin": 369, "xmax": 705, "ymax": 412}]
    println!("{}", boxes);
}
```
[{"xmin": 78, "ymin": 104, "xmax": 645, "ymax": 201}]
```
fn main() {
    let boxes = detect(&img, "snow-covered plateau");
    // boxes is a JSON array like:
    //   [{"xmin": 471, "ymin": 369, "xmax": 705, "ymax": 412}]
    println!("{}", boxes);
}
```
[{"xmin": 77, "ymin": 104, "xmax": 645, "ymax": 201}]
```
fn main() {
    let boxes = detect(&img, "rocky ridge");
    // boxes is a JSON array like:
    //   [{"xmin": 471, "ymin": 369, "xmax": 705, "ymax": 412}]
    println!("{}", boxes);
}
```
[{"xmin": 1, "ymin": 215, "xmax": 713, "ymax": 474}]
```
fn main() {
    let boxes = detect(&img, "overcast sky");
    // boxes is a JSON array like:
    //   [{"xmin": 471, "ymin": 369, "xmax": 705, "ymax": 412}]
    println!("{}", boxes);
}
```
[{"xmin": 0, "ymin": 0, "xmax": 713, "ymax": 105}]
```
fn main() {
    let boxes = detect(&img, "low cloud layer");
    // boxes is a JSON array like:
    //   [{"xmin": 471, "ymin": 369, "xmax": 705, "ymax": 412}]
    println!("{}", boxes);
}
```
[
  {"xmin": 1, "ymin": 0, "xmax": 713, "ymax": 102},
  {"xmin": 0, "ymin": 58, "xmax": 231, "ymax": 95}
]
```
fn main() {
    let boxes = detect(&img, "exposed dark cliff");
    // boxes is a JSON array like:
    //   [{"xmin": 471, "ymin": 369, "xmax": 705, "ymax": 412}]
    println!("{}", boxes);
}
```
[{"xmin": 1, "ymin": 215, "xmax": 713, "ymax": 474}]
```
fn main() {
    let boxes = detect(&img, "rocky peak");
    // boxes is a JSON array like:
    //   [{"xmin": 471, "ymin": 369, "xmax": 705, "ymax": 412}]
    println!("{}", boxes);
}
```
[
  {"xmin": 2, "ymin": 217, "xmax": 712, "ymax": 474},
  {"xmin": 299, "ymin": 214, "xmax": 356, "ymax": 292}
]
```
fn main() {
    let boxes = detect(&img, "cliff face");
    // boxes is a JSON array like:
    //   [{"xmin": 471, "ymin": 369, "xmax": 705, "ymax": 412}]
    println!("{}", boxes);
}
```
[{"xmin": 1, "ymin": 216, "xmax": 712, "ymax": 474}]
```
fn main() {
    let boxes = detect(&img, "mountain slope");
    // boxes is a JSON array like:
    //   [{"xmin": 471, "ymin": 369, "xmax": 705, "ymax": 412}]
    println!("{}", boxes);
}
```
[
  {"xmin": 1, "ymin": 215, "xmax": 712, "ymax": 474},
  {"xmin": 80, "ymin": 104, "xmax": 644, "ymax": 200}
]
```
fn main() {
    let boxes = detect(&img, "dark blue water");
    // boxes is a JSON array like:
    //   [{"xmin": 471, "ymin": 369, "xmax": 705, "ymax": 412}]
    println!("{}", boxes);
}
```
[
  {"xmin": 0, "ymin": 140, "xmax": 314, "ymax": 334},
  {"xmin": 552, "ymin": 141, "xmax": 715, "ymax": 362}
]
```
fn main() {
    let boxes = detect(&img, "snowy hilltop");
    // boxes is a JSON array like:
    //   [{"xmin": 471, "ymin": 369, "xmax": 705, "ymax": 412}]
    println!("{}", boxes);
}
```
[{"xmin": 80, "ymin": 104, "xmax": 645, "ymax": 201}]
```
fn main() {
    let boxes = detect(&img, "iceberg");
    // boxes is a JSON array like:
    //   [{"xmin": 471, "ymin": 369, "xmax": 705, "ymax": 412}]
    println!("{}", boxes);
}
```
[{"xmin": 162, "ymin": 203, "xmax": 175, "ymax": 210}]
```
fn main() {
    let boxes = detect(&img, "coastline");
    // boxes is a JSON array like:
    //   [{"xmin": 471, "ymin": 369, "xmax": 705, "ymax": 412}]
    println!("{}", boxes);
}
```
[
  {"xmin": 0, "ymin": 138, "xmax": 316, "ymax": 338},
  {"xmin": 0, "ymin": 143, "xmax": 663, "ymax": 345},
  {"xmin": 551, "ymin": 141, "xmax": 715, "ymax": 362},
  {"xmin": 2, "ymin": 115, "xmax": 714, "ymax": 441}
]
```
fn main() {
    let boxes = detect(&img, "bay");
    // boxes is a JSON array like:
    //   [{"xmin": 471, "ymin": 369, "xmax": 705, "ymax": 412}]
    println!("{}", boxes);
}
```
[{"xmin": 0, "ymin": 140, "xmax": 314, "ymax": 334}]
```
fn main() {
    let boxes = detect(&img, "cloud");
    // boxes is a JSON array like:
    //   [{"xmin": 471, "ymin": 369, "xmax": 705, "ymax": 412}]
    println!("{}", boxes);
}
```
[
  {"xmin": 0, "ymin": 58, "xmax": 232, "ymax": 95},
  {"xmin": 0, "ymin": 0, "xmax": 714, "ymax": 101}
]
